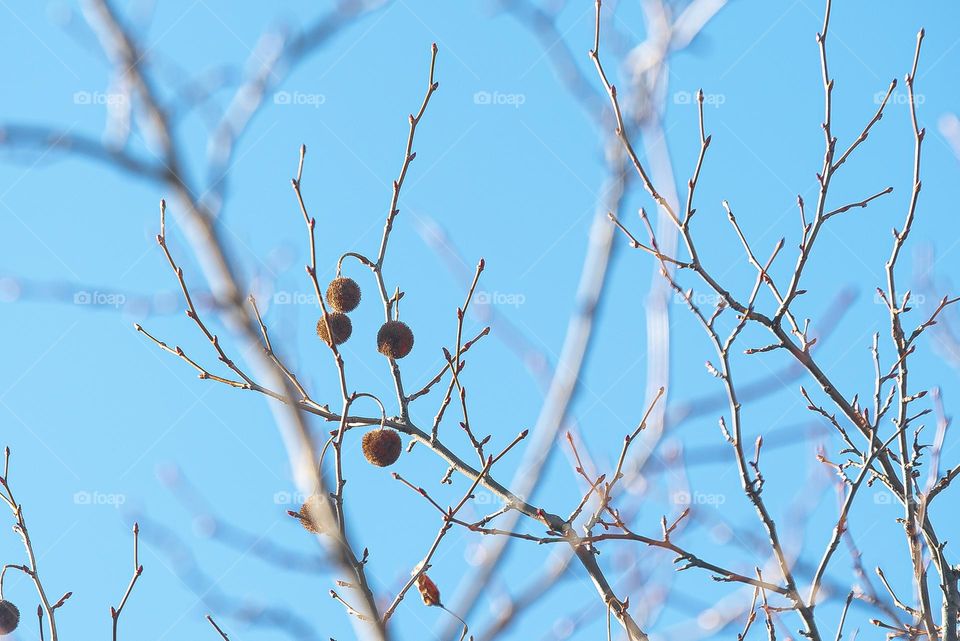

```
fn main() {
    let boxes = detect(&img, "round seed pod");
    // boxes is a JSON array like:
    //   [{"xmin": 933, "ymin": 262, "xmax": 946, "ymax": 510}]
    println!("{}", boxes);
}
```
[
  {"xmin": 326, "ymin": 277, "xmax": 362, "ymax": 313},
  {"xmin": 376, "ymin": 321, "xmax": 414, "ymax": 359},
  {"xmin": 297, "ymin": 494, "xmax": 327, "ymax": 534},
  {"xmin": 316, "ymin": 312, "xmax": 352, "ymax": 346},
  {"xmin": 362, "ymin": 428, "xmax": 402, "ymax": 467},
  {"xmin": 0, "ymin": 600, "xmax": 19, "ymax": 634}
]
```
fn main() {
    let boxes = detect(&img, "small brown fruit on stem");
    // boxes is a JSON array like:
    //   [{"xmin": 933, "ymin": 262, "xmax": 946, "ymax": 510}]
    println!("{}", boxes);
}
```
[
  {"xmin": 377, "ymin": 320, "xmax": 414, "ymax": 359},
  {"xmin": 297, "ymin": 495, "xmax": 327, "ymax": 534},
  {"xmin": 362, "ymin": 428, "xmax": 402, "ymax": 467},
  {"xmin": 0, "ymin": 600, "xmax": 19, "ymax": 634},
  {"xmin": 326, "ymin": 277, "xmax": 361, "ymax": 313},
  {"xmin": 316, "ymin": 312, "xmax": 352, "ymax": 345},
  {"xmin": 417, "ymin": 573, "xmax": 441, "ymax": 606}
]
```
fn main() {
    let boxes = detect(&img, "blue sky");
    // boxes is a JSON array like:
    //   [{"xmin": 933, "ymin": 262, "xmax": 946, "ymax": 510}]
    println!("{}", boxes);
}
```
[{"xmin": 1, "ymin": 1, "xmax": 960, "ymax": 640}]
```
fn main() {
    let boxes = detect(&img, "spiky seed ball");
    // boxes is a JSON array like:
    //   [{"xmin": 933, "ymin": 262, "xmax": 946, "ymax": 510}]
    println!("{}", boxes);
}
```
[
  {"xmin": 0, "ymin": 600, "xmax": 19, "ymax": 634},
  {"xmin": 316, "ymin": 312, "xmax": 352, "ymax": 346},
  {"xmin": 362, "ymin": 428, "xmax": 402, "ymax": 467},
  {"xmin": 326, "ymin": 277, "xmax": 362, "ymax": 313},
  {"xmin": 417, "ymin": 573, "xmax": 441, "ymax": 607},
  {"xmin": 297, "ymin": 494, "xmax": 327, "ymax": 534},
  {"xmin": 376, "ymin": 321, "xmax": 414, "ymax": 359}
]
